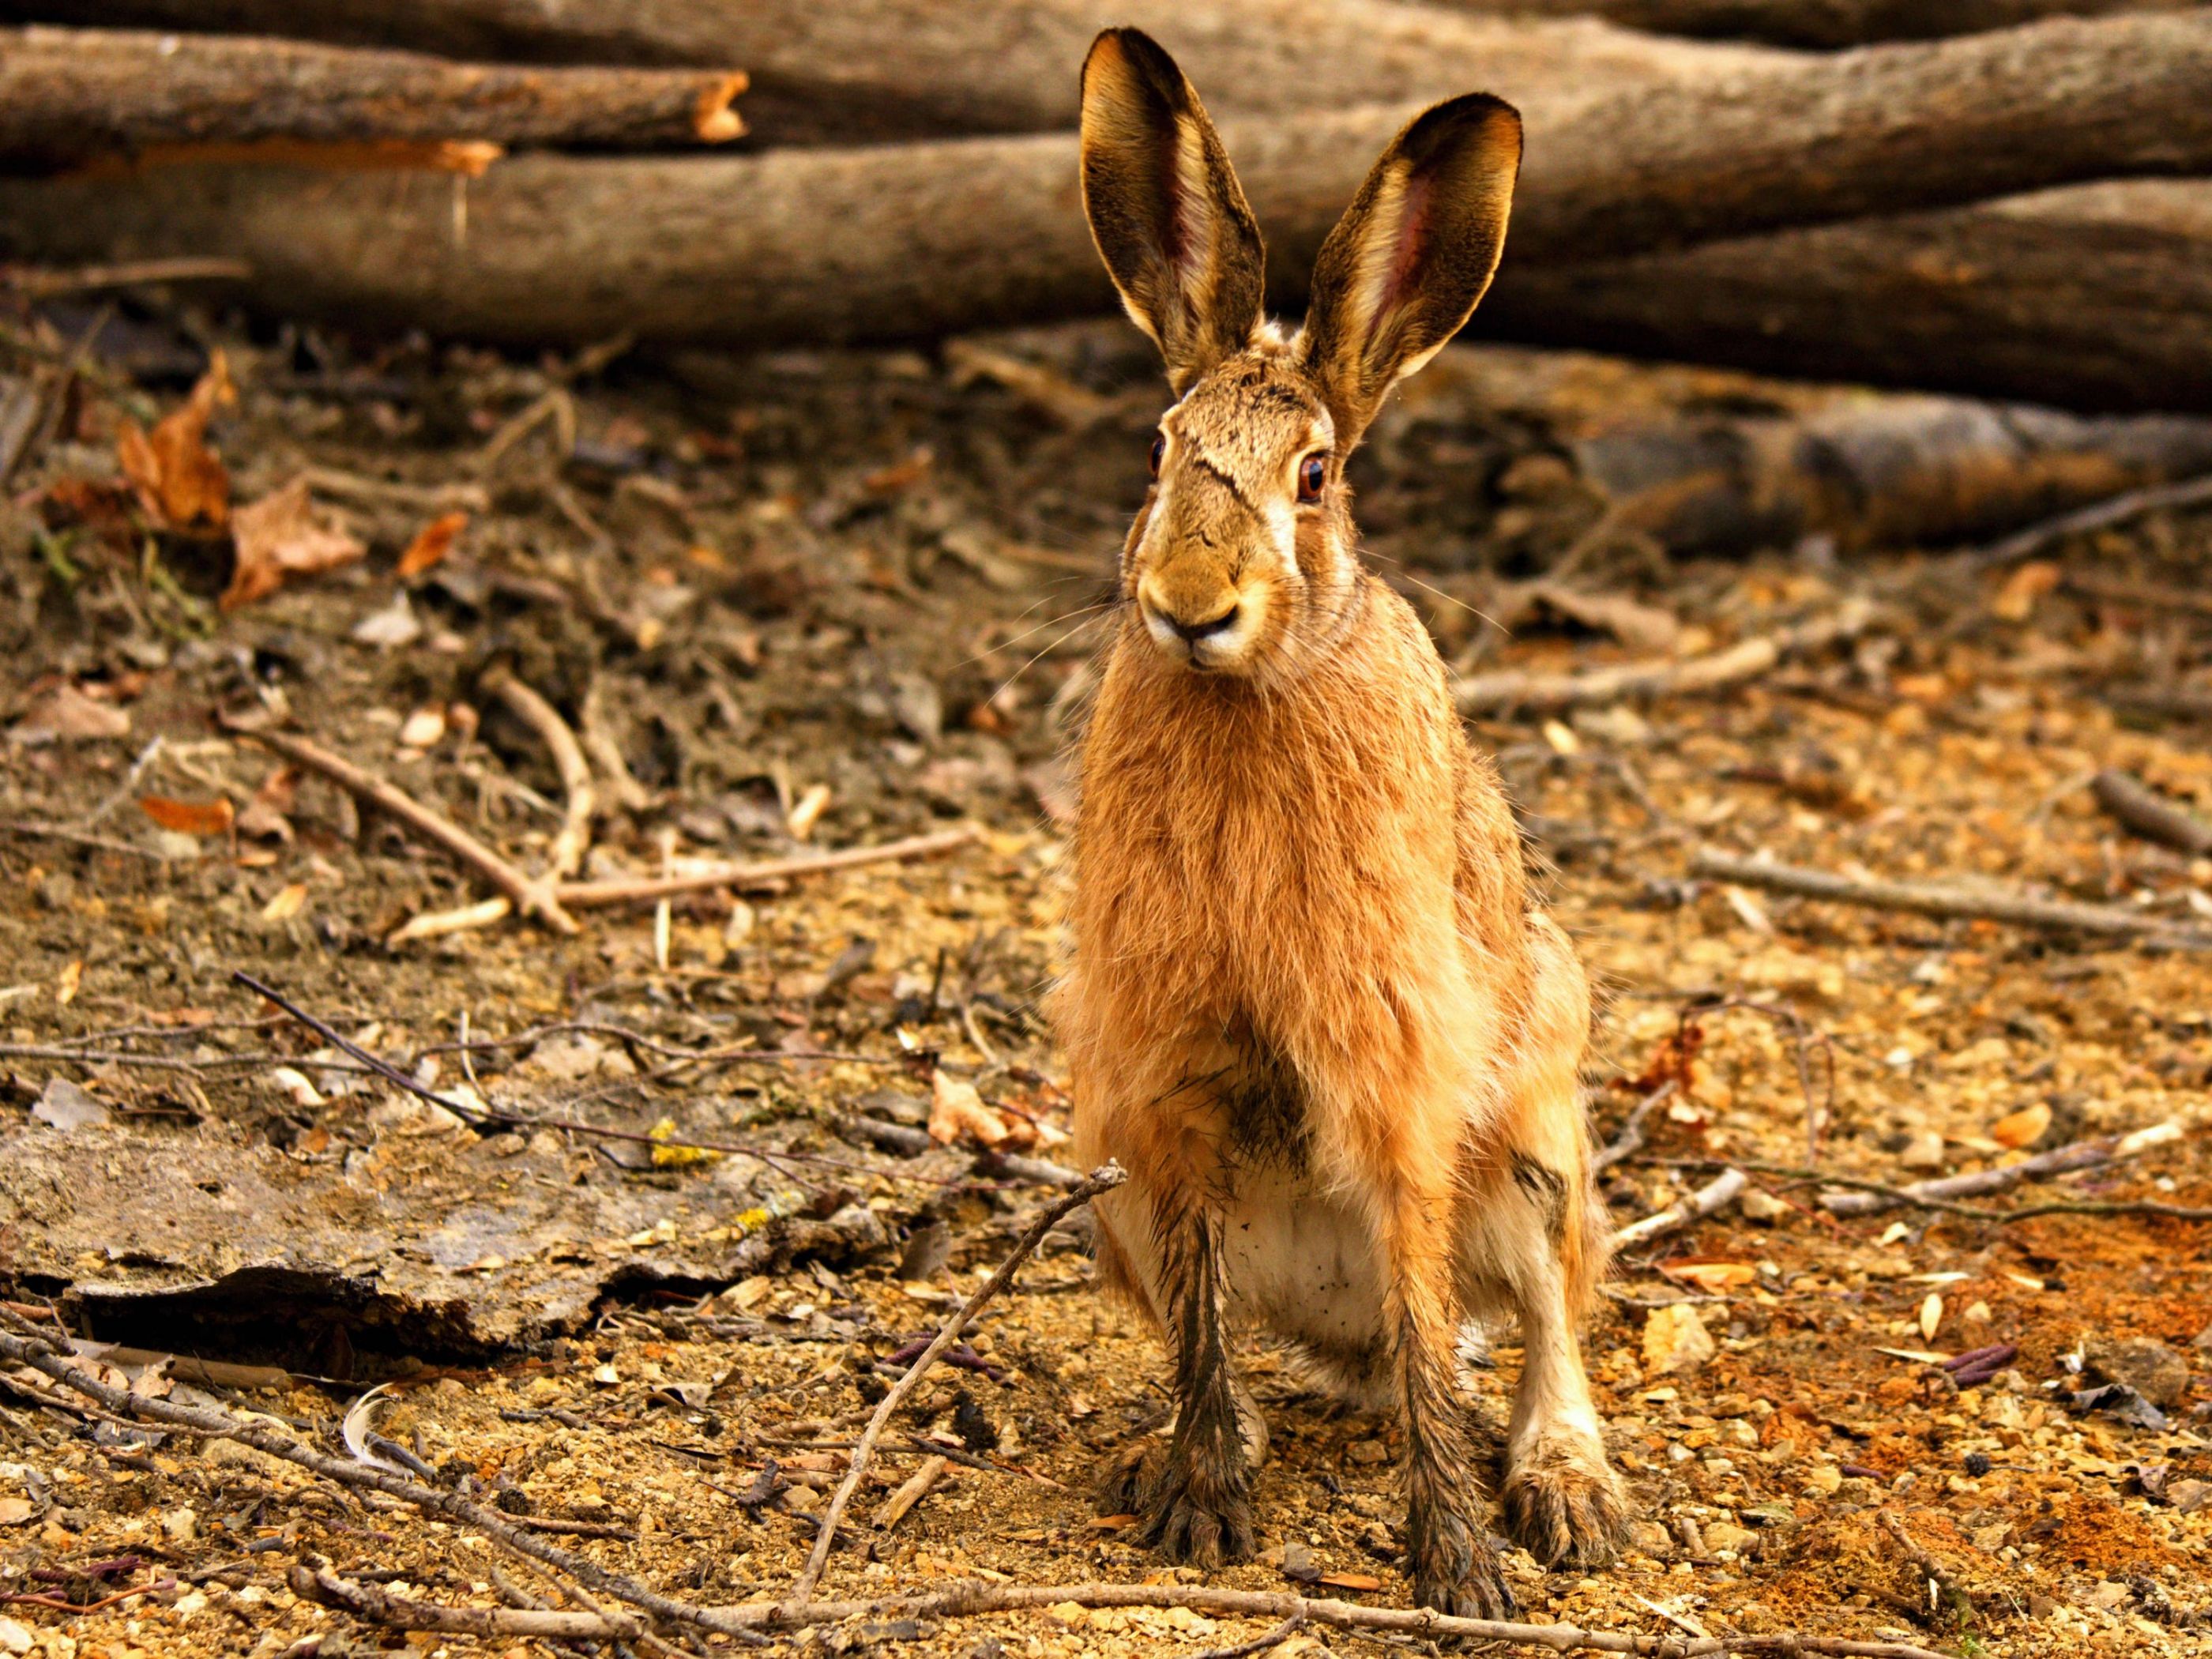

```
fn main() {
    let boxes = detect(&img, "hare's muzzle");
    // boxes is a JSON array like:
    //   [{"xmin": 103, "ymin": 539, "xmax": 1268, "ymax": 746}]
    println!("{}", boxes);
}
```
[{"xmin": 1137, "ymin": 573, "xmax": 1255, "ymax": 670}]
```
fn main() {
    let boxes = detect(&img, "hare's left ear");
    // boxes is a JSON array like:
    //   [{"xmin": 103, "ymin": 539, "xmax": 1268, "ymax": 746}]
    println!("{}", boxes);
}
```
[
  {"xmin": 1080, "ymin": 28, "xmax": 1267, "ymax": 393},
  {"xmin": 1299, "ymin": 95, "xmax": 1521, "ymax": 443}
]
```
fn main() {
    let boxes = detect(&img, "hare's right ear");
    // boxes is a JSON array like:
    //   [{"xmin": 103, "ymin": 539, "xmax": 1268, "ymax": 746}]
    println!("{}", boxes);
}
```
[{"xmin": 1080, "ymin": 28, "xmax": 1266, "ymax": 393}]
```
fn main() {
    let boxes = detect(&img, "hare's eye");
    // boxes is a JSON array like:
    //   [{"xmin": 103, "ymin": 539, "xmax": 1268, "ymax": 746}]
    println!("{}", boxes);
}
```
[
  {"xmin": 1148, "ymin": 432, "xmax": 1166, "ymax": 478},
  {"xmin": 1297, "ymin": 453, "xmax": 1329, "ymax": 502}
]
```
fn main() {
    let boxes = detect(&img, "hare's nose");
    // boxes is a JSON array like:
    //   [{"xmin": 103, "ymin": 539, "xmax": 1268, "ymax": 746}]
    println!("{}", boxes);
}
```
[{"xmin": 1167, "ymin": 604, "xmax": 1240, "ymax": 642}]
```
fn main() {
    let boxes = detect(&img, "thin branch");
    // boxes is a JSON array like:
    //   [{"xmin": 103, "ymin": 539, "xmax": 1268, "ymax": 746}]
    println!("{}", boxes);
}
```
[
  {"xmin": 480, "ymin": 664, "xmax": 596, "ymax": 881},
  {"xmin": 292, "ymin": 1563, "xmax": 637, "ymax": 1641},
  {"xmin": 1816, "ymin": 1119, "xmax": 2180, "ymax": 1217},
  {"xmin": 220, "ymin": 717, "xmax": 577, "ymax": 933},
  {"xmin": 1612, "ymin": 1168, "xmax": 1747, "ymax": 1251},
  {"xmin": 786, "ymin": 1164, "xmax": 1127, "ymax": 1605},
  {"xmin": 2091, "ymin": 768, "xmax": 2212, "ymax": 857},
  {"xmin": 1965, "ymin": 469, "xmax": 2212, "ymax": 572},
  {"xmin": 1878, "ymin": 1512, "xmax": 1973, "ymax": 1619},
  {"xmin": 556, "ymin": 826, "xmax": 979, "ymax": 908},
  {"xmin": 1690, "ymin": 848, "xmax": 2212, "ymax": 950},
  {"xmin": 1457, "ymin": 602, "xmax": 1875, "ymax": 716},
  {"xmin": 1593, "ymin": 1081, "xmax": 1676, "ymax": 1174}
]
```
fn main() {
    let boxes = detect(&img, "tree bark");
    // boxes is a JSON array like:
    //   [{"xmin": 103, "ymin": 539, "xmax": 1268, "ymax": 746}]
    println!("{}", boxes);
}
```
[
  {"xmin": 1421, "ymin": 0, "xmax": 2186, "ymax": 51},
  {"xmin": 0, "ymin": 27, "xmax": 746, "ymax": 166},
  {"xmin": 1479, "ymin": 181, "xmax": 2212, "ymax": 412},
  {"xmin": 0, "ymin": 0, "xmax": 1783, "ymax": 145}
]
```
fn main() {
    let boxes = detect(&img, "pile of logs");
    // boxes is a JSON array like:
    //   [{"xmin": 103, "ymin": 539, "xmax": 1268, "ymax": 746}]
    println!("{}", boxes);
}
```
[{"xmin": 1, "ymin": 1, "xmax": 2209, "ymax": 411}]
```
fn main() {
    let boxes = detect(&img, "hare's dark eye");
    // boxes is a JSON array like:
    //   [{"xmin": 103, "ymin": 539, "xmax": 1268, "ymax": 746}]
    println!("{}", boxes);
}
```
[
  {"xmin": 1148, "ymin": 432, "xmax": 1166, "ymax": 478},
  {"xmin": 1297, "ymin": 453, "xmax": 1329, "ymax": 502}
]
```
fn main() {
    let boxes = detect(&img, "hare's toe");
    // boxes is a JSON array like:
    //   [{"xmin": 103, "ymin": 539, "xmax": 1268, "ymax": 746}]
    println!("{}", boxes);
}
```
[
  {"xmin": 1408, "ymin": 1502, "xmax": 1516, "ymax": 1621},
  {"xmin": 1139, "ymin": 1454, "xmax": 1255, "ymax": 1567},
  {"xmin": 1500, "ymin": 1451, "xmax": 1630, "ymax": 1570}
]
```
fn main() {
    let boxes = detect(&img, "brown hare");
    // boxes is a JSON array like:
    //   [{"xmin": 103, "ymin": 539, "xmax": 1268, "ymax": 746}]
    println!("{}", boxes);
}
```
[{"xmin": 1051, "ymin": 28, "xmax": 1627, "ymax": 1618}]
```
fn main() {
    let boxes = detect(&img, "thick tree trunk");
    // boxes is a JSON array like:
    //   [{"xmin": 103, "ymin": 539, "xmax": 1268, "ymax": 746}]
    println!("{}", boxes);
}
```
[
  {"xmin": 0, "ymin": 0, "xmax": 1782, "ymax": 145},
  {"xmin": 0, "ymin": 28, "xmax": 746, "ymax": 167},
  {"xmin": 1423, "ymin": 0, "xmax": 2187, "ymax": 50},
  {"xmin": 1479, "ymin": 181, "xmax": 2212, "ymax": 412}
]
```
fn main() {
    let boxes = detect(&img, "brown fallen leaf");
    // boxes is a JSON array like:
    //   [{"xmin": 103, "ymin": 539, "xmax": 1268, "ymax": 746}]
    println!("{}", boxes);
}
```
[
  {"xmin": 397, "ymin": 510, "xmax": 468, "ymax": 577},
  {"xmin": 927, "ymin": 1070, "xmax": 1010, "ymax": 1151},
  {"xmin": 222, "ymin": 478, "xmax": 365, "ymax": 611},
  {"xmin": 55, "ymin": 960, "xmax": 82, "ymax": 1006},
  {"xmin": 1660, "ymin": 1258, "xmax": 1759, "ymax": 1292},
  {"xmin": 1990, "ymin": 1100, "xmax": 2052, "ymax": 1149},
  {"xmin": 6, "ymin": 682, "xmax": 130, "ymax": 744},
  {"xmin": 1318, "ymin": 1573, "xmax": 1383, "ymax": 1593},
  {"xmin": 1992, "ymin": 559, "xmax": 2061, "ymax": 623},
  {"xmin": 260, "ymin": 882, "xmax": 308, "ymax": 923},
  {"xmin": 140, "ymin": 795, "xmax": 235, "ymax": 837},
  {"xmin": 116, "ymin": 349, "xmax": 235, "ymax": 530},
  {"xmin": 235, "ymin": 766, "xmax": 298, "ymax": 841}
]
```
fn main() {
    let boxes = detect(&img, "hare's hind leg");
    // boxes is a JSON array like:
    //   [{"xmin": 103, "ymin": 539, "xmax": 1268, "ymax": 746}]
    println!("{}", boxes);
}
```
[{"xmin": 1467, "ymin": 918, "xmax": 1629, "ymax": 1567}]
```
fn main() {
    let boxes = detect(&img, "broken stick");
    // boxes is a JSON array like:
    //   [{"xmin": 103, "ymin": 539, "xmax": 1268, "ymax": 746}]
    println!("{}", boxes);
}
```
[
  {"xmin": 556, "ymin": 826, "xmax": 979, "ymax": 908},
  {"xmin": 1457, "ymin": 602, "xmax": 1875, "ymax": 716},
  {"xmin": 1612, "ymin": 1166, "xmax": 1747, "ymax": 1251},
  {"xmin": 2091, "ymin": 768, "xmax": 2212, "ymax": 857},
  {"xmin": 1820, "ymin": 1119, "xmax": 2180, "ymax": 1217},
  {"xmin": 480, "ymin": 665, "xmax": 596, "ymax": 880},
  {"xmin": 1691, "ymin": 848, "xmax": 2212, "ymax": 950},
  {"xmin": 220, "ymin": 717, "xmax": 578, "ymax": 933},
  {"xmin": 788, "ymin": 1164, "xmax": 1127, "ymax": 1604}
]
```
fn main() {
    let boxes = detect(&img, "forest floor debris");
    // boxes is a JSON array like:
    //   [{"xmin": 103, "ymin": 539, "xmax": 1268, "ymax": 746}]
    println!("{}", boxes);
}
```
[{"xmin": 0, "ymin": 307, "xmax": 2208, "ymax": 1656}]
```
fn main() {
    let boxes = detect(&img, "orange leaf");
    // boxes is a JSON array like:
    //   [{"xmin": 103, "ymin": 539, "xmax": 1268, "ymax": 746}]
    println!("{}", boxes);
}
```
[
  {"xmin": 1318, "ymin": 1573, "xmax": 1382, "ymax": 1593},
  {"xmin": 927, "ymin": 1070, "xmax": 1010, "ymax": 1151},
  {"xmin": 140, "ymin": 795, "xmax": 235, "ymax": 837},
  {"xmin": 1990, "ymin": 1100, "xmax": 2051, "ymax": 1149},
  {"xmin": 260, "ymin": 882, "xmax": 308, "ymax": 923},
  {"xmin": 397, "ymin": 510, "xmax": 468, "ymax": 577},
  {"xmin": 116, "ymin": 350, "xmax": 235, "ymax": 530},
  {"xmin": 221, "ymin": 479, "xmax": 365, "ymax": 610},
  {"xmin": 1660, "ymin": 1258, "xmax": 1759, "ymax": 1292}
]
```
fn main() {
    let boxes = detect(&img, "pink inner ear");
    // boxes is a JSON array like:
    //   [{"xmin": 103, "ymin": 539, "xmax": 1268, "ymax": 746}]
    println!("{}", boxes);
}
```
[{"xmin": 1368, "ymin": 169, "xmax": 1436, "ymax": 347}]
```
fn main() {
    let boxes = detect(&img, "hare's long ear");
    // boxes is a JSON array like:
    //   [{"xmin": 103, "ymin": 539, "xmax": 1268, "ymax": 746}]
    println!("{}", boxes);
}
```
[
  {"xmin": 1080, "ymin": 28, "xmax": 1266, "ymax": 393},
  {"xmin": 1299, "ymin": 95, "xmax": 1521, "ymax": 442}
]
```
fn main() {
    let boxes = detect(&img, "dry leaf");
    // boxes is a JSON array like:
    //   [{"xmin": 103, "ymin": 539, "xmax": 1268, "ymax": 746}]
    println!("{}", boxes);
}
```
[
  {"xmin": 1661, "ymin": 1258, "xmax": 1759, "ymax": 1292},
  {"xmin": 0, "ymin": 1497, "xmax": 36, "ymax": 1525},
  {"xmin": 788, "ymin": 782, "xmax": 832, "ymax": 841},
  {"xmin": 1990, "ymin": 1100, "xmax": 2052, "ymax": 1149},
  {"xmin": 1920, "ymin": 1292, "xmax": 1944, "ymax": 1341},
  {"xmin": 927, "ymin": 1070, "xmax": 1010, "ymax": 1151},
  {"xmin": 221, "ymin": 478, "xmax": 365, "ymax": 611},
  {"xmin": 6, "ymin": 682, "xmax": 130, "ymax": 744},
  {"xmin": 1318, "ymin": 1573, "xmax": 1383, "ymax": 1593},
  {"xmin": 140, "ymin": 796, "xmax": 235, "ymax": 837},
  {"xmin": 260, "ymin": 882, "xmax": 307, "ymax": 923},
  {"xmin": 55, "ymin": 960, "xmax": 82, "ymax": 1006},
  {"xmin": 397, "ymin": 706, "xmax": 447, "ymax": 749},
  {"xmin": 236, "ymin": 766, "xmax": 298, "ymax": 842},
  {"xmin": 116, "ymin": 350, "xmax": 235, "ymax": 529},
  {"xmin": 397, "ymin": 510, "xmax": 468, "ymax": 577},
  {"xmin": 1992, "ymin": 559, "xmax": 2060, "ymax": 622}
]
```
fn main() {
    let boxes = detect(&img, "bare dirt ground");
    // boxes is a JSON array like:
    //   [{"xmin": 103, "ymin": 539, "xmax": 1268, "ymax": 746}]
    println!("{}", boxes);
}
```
[{"xmin": 1, "ymin": 295, "xmax": 2209, "ymax": 1659}]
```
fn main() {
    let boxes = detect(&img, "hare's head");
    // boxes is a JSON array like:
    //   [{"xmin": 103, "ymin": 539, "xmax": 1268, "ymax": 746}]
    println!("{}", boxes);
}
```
[{"xmin": 1080, "ymin": 28, "xmax": 1519, "ymax": 679}]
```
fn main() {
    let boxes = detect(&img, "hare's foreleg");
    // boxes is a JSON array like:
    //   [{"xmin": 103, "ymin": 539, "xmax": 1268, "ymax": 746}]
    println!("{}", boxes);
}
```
[
  {"xmin": 1130, "ymin": 1186, "xmax": 1257, "ymax": 1564},
  {"xmin": 1373, "ymin": 1173, "xmax": 1517, "ymax": 1620}
]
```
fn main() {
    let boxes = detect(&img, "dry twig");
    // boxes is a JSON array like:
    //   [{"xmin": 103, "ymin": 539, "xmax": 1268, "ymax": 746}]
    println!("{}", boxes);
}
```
[
  {"xmin": 1966, "ymin": 470, "xmax": 2212, "ymax": 571},
  {"xmin": 1817, "ymin": 1119, "xmax": 2180, "ymax": 1217},
  {"xmin": 1612, "ymin": 1167, "xmax": 1748, "ymax": 1251},
  {"xmin": 1691, "ymin": 848, "xmax": 2212, "ymax": 950},
  {"xmin": 221, "ymin": 717, "xmax": 578, "ymax": 933},
  {"xmin": 2091, "ymin": 769, "xmax": 2212, "ymax": 856},
  {"xmin": 557, "ymin": 826, "xmax": 980, "ymax": 908},
  {"xmin": 787, "ymin": 1164, "xmax": 1127, "ymax": 1604},
  {"xmin": 1457, "ymin": 603, "xmax": 1875, "ymax": 716},
  {"xmin": 480, "ymin": 665, "xmax": 596, "ymax": 880}
]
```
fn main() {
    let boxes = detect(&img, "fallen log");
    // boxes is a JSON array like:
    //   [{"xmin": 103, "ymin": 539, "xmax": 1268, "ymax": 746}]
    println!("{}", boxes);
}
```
[
  {"xmin": 0, "ymin": 27, "xmax": 745, "ymax": 166},
  {"xmin": 1481, "ymin": 179, "xmax": 2212, "ymax": 412},
  {"xmin": 7, "ymin": 10, "xmax": 2212, "ymax": 363},
  {"xmin": 1427, "ymin": 0, "xmax": 2184, "ymax": 50},
  {"xmin": 0, "ymin": 0, "xmax": 1777, "ymax": 146}
]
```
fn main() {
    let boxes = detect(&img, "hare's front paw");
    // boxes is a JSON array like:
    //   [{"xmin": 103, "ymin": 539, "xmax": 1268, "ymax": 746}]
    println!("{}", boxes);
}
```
[
  {"xmin": 1500, "ymin": 1448, "xmax": 1630, "ymax": 1570},
  {"xmin": 1408, "ymin": 1500, "xmax": 1515, "ymax": 1620},
  {"xmin": 1139, "ymin": 1453, "xmax": 1255, "ymax": 1567}
]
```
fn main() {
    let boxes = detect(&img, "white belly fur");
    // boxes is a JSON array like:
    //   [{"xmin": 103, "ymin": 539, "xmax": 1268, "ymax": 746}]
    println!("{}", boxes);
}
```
[{"xmin": 1218, "ymin": 1167, "xmax": 1386, "ymax": 1356}]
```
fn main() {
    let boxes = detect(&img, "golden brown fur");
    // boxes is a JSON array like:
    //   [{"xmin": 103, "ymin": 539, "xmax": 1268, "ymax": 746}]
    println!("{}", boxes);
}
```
[{"xmin": 1055, "ymin": 28, "xmax": 1627, "ymax": 1616}]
